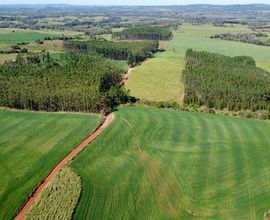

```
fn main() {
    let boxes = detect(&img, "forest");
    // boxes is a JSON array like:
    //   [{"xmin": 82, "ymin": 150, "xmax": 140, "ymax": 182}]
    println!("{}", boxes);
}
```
[
  {"xmin": 183, "ymin": 49, "xmax": 270, "ymax": 111},
  {"xmin": 112, "ymin": 27, "xmax": 172, "ymax": 40},
  {"xmin": 64, "ymin": 39, "xmax": 159, "ymax": 64},
  {"xmin": 0, "ymin": 53, "xmax": 129, "ymax": 113}
]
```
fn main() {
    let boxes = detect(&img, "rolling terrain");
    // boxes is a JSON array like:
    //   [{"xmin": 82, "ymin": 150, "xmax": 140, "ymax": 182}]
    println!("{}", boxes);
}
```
[{"xmin": 70, "ymin": 107, "xmax": 270, "ymax": 219}]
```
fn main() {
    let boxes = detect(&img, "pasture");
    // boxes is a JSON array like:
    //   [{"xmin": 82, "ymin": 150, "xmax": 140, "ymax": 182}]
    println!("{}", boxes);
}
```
[
  {"xmin": 0, "ymin": 31, "xmax": 59, "ymax": 44},
  {"xmin": 71, "ymin": 107, "xmax": 270, "ymax": 219},
  {"xmin": 0, "ymin": 109, "xmax": 100, "ymax": 219},
  {"xmin": 125, "ymin": 52, "xmax": 185, "ymax": 104}
]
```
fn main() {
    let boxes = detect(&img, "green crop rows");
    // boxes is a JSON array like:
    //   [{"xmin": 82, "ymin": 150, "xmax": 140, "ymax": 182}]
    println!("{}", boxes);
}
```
[{"xmin": 71, "ymin": 107, "xmax": 270, "ymax": 219}]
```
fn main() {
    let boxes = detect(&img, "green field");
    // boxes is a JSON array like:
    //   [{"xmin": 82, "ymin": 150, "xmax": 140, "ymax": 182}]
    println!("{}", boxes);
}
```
[
  {"xmin": 125, "ymin": 52, "xmax": 185, "ymax": 103},
  {"xmin": 0, "ymin": 31, "xmax": 59, "ymax": 44},
  {"xmin": 109, "ymin": 59, "xmax": 128, "ymax": 72},
  {"xmin": 71, "ymin": 107, "xmax": 270, "ymax": 219},
  {"xmin": 0, "ymin": 109, "xmax": 100, "ymax": 219}
]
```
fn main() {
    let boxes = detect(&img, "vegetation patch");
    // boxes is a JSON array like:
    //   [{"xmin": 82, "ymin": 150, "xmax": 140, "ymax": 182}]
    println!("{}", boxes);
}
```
[
  {"xmin": 211, "ymin": 32, "xmax": 270, "ymax": 47},
  {"xmin": 26, "ymin": 167, "xmax": 81, "ymax": 220},
  {"xmin": 112, "ymin": 27, "xmax": 172, "ymax": 41},
  {"xmin": 183, "ymin": 49, "xmax": 270, "ymax": 111},
  {"xmin": 64, "ymin": 40, "xmax": 159, "ymax": 64},
  {"xmin": 0, "ymin": 53, "xmax": 129, "ymax": 113}
]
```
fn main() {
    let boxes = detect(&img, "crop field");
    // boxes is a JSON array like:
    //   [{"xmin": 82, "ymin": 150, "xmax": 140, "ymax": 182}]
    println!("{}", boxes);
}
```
[
  {"xmin": 125, "ymin": 52, "xmax": 185, "ymax": 104},
  {"xmin": 24, "ymin": 40, "xmax": 65, "ymax": 53},
  {"xmin": 71, "ymin": 107, "xmax": 270, "ymax": 219},
  {"xmin": 0, "ymin": 31, "xmax": 59, "ymax": 44},
  {"xmin": 0, "ymin": 109, "xmax": 100, "ymax": 219},
  {"xmin": 26, "ymin": 167, "xmax": 81, "ymax": 220},
  {"xmin": 167, "ymin": 23, "xmax": 270, "ymax": 71}
]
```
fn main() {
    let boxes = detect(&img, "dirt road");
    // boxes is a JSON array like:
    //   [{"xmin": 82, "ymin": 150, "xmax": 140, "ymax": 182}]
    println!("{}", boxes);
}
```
[{"xmin": 15, "ymin": 113, "xmax": 115, "ymax": 220}]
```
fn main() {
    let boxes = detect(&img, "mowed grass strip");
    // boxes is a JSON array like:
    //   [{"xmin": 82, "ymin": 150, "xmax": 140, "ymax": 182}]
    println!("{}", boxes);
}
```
[
  {"xmin": 26, "ymin": 167, "xmax": 81, "ymax": 220},
  {"xmin": 125, "ymin": 52, "xmax": 185, "ymax": 104},
  {"xmin": 71, "ymin": 107, "xmax": 270, "ymax": 219},
  {"xmin": 0, "ymin": 110, "xmax": 100, "ymax": 219}
]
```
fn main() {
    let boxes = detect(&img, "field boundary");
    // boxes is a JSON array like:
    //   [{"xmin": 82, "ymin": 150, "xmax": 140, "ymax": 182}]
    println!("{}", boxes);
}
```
[{"xmin": 15, "ymin": 113, "xmax": 115, "ymax": 220}]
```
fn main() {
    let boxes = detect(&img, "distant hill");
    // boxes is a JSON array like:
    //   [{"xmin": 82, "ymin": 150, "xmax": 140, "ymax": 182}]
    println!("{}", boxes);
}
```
[{"xmin": 0, "ymin": 4, "xmax": 270, "ymax": 12}]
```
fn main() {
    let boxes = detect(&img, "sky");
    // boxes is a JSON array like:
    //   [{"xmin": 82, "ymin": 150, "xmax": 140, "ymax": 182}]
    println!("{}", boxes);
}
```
[{"xmin": 0, "ymin": 0, "xmax": 269, "ymax": 5}]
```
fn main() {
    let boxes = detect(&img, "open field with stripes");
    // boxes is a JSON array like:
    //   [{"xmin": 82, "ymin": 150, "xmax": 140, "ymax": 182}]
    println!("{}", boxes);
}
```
[
  {"xmin": 0, "ymin": 109, "xmax": 100, "ymax": 219},
  {"xmin": 70, "ymin": 107, "xmax": 270, "ymax": 219}
]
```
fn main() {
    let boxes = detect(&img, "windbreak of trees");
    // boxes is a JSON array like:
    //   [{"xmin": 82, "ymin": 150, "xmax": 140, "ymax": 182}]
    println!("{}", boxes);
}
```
[
  {"xmin": 112, "ymin": 27, "xmax": 172, "ymax": 41},
  {"xmin": 211, "ymin": 32, "xmax": 270, "ymax": 46},
  {"xmin": 64, "ymin": 40, "xmax": 159, "ymax": 63},
  {"xmin": 183, "ymin": 49, "xmax": 270, "ymax": 111},
  {"xmin": 0, "ymin": 53, "xmax": 129, "ymax": 113}
]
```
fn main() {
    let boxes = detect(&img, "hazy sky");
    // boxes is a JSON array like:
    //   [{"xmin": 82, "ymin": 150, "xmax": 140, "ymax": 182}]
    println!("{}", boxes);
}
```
[{"xmin": 0, "ymin": 0, "xmax": 269, "ymax": 5}]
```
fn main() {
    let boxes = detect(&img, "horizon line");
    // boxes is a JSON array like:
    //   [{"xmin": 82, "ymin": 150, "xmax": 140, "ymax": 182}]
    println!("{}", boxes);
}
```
[{"xmin": 0, "ymin": 3, "xmax": 269, "ymax": 6}]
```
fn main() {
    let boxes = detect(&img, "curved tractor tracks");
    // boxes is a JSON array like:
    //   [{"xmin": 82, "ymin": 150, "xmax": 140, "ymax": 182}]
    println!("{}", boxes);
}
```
[{"xmin": 15, "ymin": 113, "xmax": 115, "ymax": 220}]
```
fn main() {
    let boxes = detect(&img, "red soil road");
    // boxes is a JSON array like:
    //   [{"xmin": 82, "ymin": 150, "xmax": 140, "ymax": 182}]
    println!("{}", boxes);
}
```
[{"xmin": 15, "ymin": 113, "xmax": 115, "ymax": 220}]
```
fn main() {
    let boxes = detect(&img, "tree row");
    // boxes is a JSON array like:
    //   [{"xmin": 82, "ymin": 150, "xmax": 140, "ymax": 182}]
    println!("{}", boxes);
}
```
[{"xmin": 183, "ymin": 49, "xmax": 270, "ymax": 111}]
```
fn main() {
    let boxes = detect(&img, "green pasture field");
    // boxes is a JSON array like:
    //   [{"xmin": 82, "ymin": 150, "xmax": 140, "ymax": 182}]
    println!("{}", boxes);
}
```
[
  {"xmin": 0, "ymin": 109, "xmax": 100, "ymax": 219},
  {"xmin": 125, "ymin": 52, "xmax": 185, "ymax": 104},
  {"xmin": 26, "ymin": 167, "xmax": 81, "ymax": 220},
  {"xmin": 71, "ymin": 107, "xmax": 270, "ymax": 219},
  {"xmin": 0, "ymin": 31, "xmax": 59, "ymax": 44}
]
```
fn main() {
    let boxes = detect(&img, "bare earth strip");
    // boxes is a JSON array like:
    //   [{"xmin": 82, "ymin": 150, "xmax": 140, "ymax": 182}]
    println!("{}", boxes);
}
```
[{"xmin": 15, "ymin": 113, "xmax": 115, "ymax": 220}]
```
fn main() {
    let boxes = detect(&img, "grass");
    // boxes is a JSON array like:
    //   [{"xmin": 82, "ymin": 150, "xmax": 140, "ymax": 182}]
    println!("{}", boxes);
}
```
[
  {"xmin": 108, "ymin": 59, "xmax": 128, "ymax": 72},
  {"xmin": 125, "ymin": 52, "xmax": 185, "ymax": 104},
  {"xmin": 0, "ymin": 31, "xmax": 59, "ymax": 44},
  {"xmin": 0, "ymin": 53, "xmax": 16, "ymax": 64},
  {"xmin": 24, "ymin": 40, "xmax": 64, "ymax": 53},
  {"xmin": 71, "ymin": 107, "xmax": 270, "ymax": 219},
  {"xmin": 0, "ymin": 109, "xmax": 100, "ymax": 219},
  {"xmin": 26, "ymin": 167, "xmax": 81, "ymax": 220}
]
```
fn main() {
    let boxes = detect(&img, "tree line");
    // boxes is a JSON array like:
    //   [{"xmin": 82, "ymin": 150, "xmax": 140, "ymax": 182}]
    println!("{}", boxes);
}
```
[
  {"xmin": 112, "ymin": 27, "xmax": 172, "ymax": 41},
  {"xmin": 211, "ymin": 32, "xmax": 270, "ymax": 46},
  {"xmin": 0, "ymin": 53, "xmax": 130, "ymax": 114},
  {"xmin": 183, "ymin": 49, "xmax": 270, "ymax": 111},
  {"xmin": 64, "ymin": 39, "xmax": 159, "ymax": 64}
]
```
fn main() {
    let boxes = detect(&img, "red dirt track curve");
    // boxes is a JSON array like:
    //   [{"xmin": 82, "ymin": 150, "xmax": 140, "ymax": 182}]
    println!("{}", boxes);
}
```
[{"xmin": 15, "ymin": 113, "xmax": 115, "ymax": 220}]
